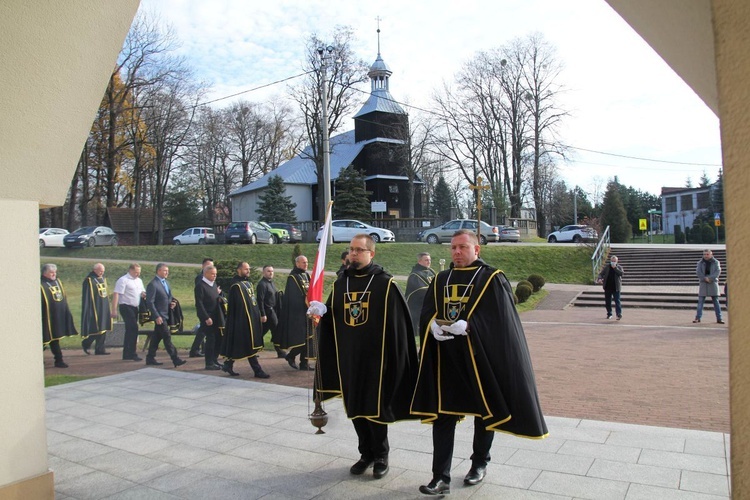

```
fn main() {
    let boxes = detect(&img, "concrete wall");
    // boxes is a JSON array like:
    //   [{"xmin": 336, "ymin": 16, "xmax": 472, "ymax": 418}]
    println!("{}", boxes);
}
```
[{"xmin": 0, "ymin": 1, "xmax": 139, "ymax": 496}]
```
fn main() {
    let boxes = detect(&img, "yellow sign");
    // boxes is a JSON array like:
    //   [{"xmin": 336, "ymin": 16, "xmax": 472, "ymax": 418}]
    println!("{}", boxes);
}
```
[
  {"xmin": 639, "ymin": 219, "xmax": 647, "ymax": 230},
  {"xmin": 715, "ymin": 219, "xmax": 721, "ymax": 226}
]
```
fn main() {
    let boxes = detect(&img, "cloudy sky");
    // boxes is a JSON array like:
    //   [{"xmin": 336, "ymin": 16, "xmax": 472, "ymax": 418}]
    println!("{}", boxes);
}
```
[{"xmin": 139, "ymin": 0, "xmax": 722, "ymax": 200}]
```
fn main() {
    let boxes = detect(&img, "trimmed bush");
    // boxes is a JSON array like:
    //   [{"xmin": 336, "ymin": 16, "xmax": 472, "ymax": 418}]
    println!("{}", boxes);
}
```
[
  {"xmin": 701, "ymin": 224, "xmax": 715, "ymax": 244},
  {"xmin": 214, "ymin": 259, "xmax": 260, "ymax": 290},
  {"xmin": 674, "ymin": 224, "xmax": 685, "ymax": 244},
  {"xmin": 292, "ymin": 243, "xmax": 303, "ymax": 266},
  {"xmin": 517, "ymin": 280, "xmax": 533, "ymax": 292},
  {"xmin": 515, "ymin": 283, "xmax": 533, "ymax": 303},
  {"xmin": 527, "ymin": 274, "xmax": 546, "ymax": 292}
]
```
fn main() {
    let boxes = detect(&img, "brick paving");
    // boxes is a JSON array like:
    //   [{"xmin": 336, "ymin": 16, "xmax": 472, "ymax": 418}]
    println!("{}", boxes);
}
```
[{"xmin": 46, "ymin": 287, "xmax": 730, "ymax": 433}]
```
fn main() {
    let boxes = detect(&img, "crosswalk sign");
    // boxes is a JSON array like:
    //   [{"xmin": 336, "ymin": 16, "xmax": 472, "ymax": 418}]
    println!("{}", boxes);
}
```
[{"xmin": 639, "ymin": 219, "xmax": 647, "ymax": 230}]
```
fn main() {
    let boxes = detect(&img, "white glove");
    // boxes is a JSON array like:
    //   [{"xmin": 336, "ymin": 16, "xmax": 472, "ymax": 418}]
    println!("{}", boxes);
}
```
[
  {"xmin": 440, "ymin": 319, "xmax": 468, "ymax": 336},
  {"xmin": 430, "ymin": 320, "xmax": 454, "ymax": 342},
  {"xmin": 307, "ymin": 301, "xmax": 327, "ymax": 317}
]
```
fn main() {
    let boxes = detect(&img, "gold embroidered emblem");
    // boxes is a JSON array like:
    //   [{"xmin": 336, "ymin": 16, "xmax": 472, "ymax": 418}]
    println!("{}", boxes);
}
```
[
  {"xmin": 96, "ymin": 281, "xmax": 108, "ymax": 298},
  {"xmin": 344, "ymin": 291, "xmax": 370, "ymax": 326},
  {"xmin": 48, "ymin": 285, "xmax": 63, "ymax": 302},
  {"xmin": 443, "ymin": 284, "xmax": 472, "ymax": 321}
]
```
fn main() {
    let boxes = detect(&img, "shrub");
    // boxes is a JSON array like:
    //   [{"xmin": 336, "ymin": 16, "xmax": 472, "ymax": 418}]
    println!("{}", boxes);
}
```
[
  {"xmin": 527, "ymin": 274, "xmax": 546, "ymax": 292},
  {"xmin": 685, "ymin": 226, "xmax": 695, "ymax": 243},
  {"xmin": 515, "ymin": 283, "xmax": 533, "ymax": 303},
  {"xmin": 702, "ymin": 224, "xmax": 716, "ymax": 244},
  {"xmin": 292, "ymin": 243, "xmax": 303, "ymax": 266},
  {"xmin": 674, "ymin": 225, "xmax": 685, "ymax": 244},
  {"xmin": 214, "ymin": 259, "xmax": 260, "ymax": 290},
  {"xmin": 517, "ymin": 280, "xmax": 533, "ymax": 292}
]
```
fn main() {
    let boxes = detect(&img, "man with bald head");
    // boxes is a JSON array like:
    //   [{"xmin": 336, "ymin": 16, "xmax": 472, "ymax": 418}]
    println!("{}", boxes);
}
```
[{"xmin": 81, "ymin": 262, "xmax": 113, "ymax": 355}]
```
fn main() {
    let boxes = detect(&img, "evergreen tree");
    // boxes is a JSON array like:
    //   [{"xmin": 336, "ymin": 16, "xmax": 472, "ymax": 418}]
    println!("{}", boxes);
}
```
[
  {"xmin": 600, "ymin": 179, "xmax": 631, "ymax": 243},
  {"xmin": 699, "ymin": 170, "xmax": 712, "ymax": 188},
  {"xmin": 256, "ymin": 175, "xmax": 297, "ymax": 222},
  {"xmin": 332, "ymin": 166, "xmax": 371, "ymax": 220},
  {"xmin": 433, "ymin": 176, "xmax": 453, "ymax": 222}
]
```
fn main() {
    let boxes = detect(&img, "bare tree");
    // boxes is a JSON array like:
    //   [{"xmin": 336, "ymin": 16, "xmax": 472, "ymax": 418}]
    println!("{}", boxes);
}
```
[{"xmin": 289, "ymin": 26, "xmax": 369, "ymax": 220}]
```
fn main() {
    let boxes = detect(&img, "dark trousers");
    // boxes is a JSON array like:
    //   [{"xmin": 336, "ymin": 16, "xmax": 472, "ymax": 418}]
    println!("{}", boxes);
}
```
[
  {"xmin": 49, "ymin": 340, "xmax": 64, "ymax": 363},
  {"xmin": 147, "ymin": 321, "xmax": 178, "ymax": 360},
  {"xmin": 287, "ymin": 342, "xmax": 308, "ymax": 363},
  {"xmin": 604, "ymin": 290, "xmax": 622, "ymax": 317},
  {"xmin": 201, "ymin": 325, "xmax": 222, "ymax": 367},
  {"xmin": 352, "ymin": 418, "xmax": 389, "ymax": 461},
  {"xmin": 432, "ymin": 415, "xmax": 494, "ymax": 483},
  {"xmin": 190, "ymin": 328, "xmax": 205, "ymax": 355},
  {"xmin": 119, "ymin": 304, "xmax": 139, "ymax": 360},
  {"xmin": 82, "ymin": 332, "xmax": 106, "ymax": 354}
]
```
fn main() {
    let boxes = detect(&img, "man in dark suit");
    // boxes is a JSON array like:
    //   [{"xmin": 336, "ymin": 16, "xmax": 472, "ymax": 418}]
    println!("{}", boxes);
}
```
[
  {"xmin": 145, "ymin": 263, "xmax": 186, "ymax": 367},
  {"xmin": 189, "ymin": 258, "xmax": 214, "ymax": 357},
  {"xmin": 195, "ymin": 264, "xmax": 224, "ymax": 370},
  {"xmin": 256, "ymin": 265, "xmax": 286, "ymax": 358}
]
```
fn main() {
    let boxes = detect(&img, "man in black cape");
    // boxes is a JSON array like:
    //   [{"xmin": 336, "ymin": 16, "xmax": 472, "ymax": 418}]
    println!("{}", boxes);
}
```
[
  {"xmin": 313, "ymin": 234, "xmax": 418, "ymax": 480},
  {"xmin": 411, "ymin": 229, "xmax": 547, "ymax": 496},
  {"xmin": 220, "ymin": 261, "xmax": 269, "ymax": 378},
  {"xmin": 405, "ymin": 252, "xmax": 436, "ymax": 336},
  {"xmin": 81, "ymin": 262, "xmax": 112, "ymax": 355},
  {"xmin": 41, "ymin": 263, "xmax": 77, "ymax": 368},
  {"xmin": 281, "ymin": 255, "xmax": 314, "ymax": 371},
  {"xmin": 256, "ymin": 264, "xmax": 286, "ymax": 358}
]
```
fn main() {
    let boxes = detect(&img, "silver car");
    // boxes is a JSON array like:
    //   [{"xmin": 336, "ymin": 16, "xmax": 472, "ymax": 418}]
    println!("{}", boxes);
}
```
[
  {"xmin": 418, "ymin": 219, "xmax": 501, "ymax": 245},
  {"xmin": 173, "ymin": 227, "xmax": 216, "ymax": 245},
  {"xmin": 547, "ymin": 225, "xmax": 598, "ymax": 243},
  {"xmin": 316, "ymin": 220, "xmax": 395, "ymax": 243}
]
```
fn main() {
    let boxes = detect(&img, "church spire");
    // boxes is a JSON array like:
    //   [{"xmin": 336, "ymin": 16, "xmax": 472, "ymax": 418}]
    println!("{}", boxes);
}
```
[{"xmin": 353, "ymin": 20, "xmax": 405, "ymax": 118}]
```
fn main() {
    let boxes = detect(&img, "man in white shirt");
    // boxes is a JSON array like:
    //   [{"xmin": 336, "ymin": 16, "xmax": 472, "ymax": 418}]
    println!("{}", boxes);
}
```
[{"xmin": 111, "ymin": 263, "xmax": 146, "ymax": 361}]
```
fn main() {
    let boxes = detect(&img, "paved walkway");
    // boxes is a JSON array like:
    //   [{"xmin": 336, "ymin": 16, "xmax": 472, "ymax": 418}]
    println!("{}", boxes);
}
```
[{"xmin": 47, "ymin": 284, "xmax": 731, "ymax": 499}]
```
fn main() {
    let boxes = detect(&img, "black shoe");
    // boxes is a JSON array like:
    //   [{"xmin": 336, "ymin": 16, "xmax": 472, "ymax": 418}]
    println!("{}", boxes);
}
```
[
  {"xmin": 373, "ymin": 458, "xmax": 389, "ymax": 479},
  {"xmin": 82, "ymin": 343, "xmax": 90, "ymax": 355},
  {"xmin": 222, "ymin": 364, "xmax": 240, "ymax": 376},
  {"xmin": 606, "ymin": 314, "xmax": 612, "ymax": 320},
  {"xmin": 146, "ymin": 358, "xmax": 163, "ymax": 366},
  {"xmin": 350, "ymin": 458, "xmax": 374, "ymax": 475},
  {"xmin": 285, "ymin": 354, "xmax": 298, "ymax": 370},
  {"xmin": 131, "ymin": 355, "xmax": 143, "ymax": 362},
  {"xmin": 616, "ymin": 315, "xmax": 622, "ymax": 321},
  {"xmin": 298, "ymin": 363, "xmax": 315, "ymax": 371},
  {"xmin": 419, "ymin": 478, "xmax": 450, "ymax": 495},
  {"xmin": 95, "ymin": 351, "xmax": 110, "ymax": 355},
  {"xmin": 205, "ymin": 364, "xmax": 221, "ymax": 370},
  {"xmin": 718, "ymin": 319, "xmax": 725, "ymax": 324},
  {"xmin": 189, "ymin": 351, "xmax": 204, "ymax": 358},
  {"xmin": 276, "ymin": 348, "xmax": 288, "ymax": 358},
  {"xmin": 254, "ymin": 370, "xmax": 270, "ymax": 379},
  {"xmin": 54, "ymin": 360, "xmax": 69, "ymax": 368},
  {"xmin": 173, "ymin": 358, "xmax": 186, "ymax": 367},
  {"xmin": 464, "ymin": 465, "xmax": 486, "ymax": 485}
]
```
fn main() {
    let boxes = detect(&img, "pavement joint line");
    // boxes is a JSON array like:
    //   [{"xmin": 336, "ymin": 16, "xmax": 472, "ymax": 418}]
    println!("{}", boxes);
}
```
[{"xmin": 524, "ymin": 321, "xmax": 727, "ymax": 331}]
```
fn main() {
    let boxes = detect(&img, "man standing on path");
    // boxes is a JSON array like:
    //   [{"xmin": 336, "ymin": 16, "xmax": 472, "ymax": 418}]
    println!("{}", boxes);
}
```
[
  {"xmin": 41, "ymin": 263, "xmax": 77, "ymax": 368},
  {"xmin": 694, "ymin": 249, "xmax": 724, "ymax": 324},
  {"xmin": 405, "ymin": 252, "xmax": 436, "ymax": 335},
  {"xmin": 81, "ymin": 263, "xmax": 112, "ymax": 355},
  {"xmin": 281, "ymin": 255, "xmax": 313, "ymax": 370},
  {"xmin": 189, "ymin": 258, "xmax": 214, "ymax": 358},
  {"xmin": 145, "ymin": 263, "xmax": 186, "ymax": 367},
  {"xmin": 221, "ymin": 261, "xmax": 270, "ymax": 378},
  {"xmin": 312, "ymin": 234, "xmax": 418, "ymax": 480},
  {"xmin": 194, "ymin": 265, "xmax": 225, "ymax": 370},
  {"xmin": 596, "ymin": 255, "xmax": 624, "ymax": 320},
  {"xmin": 257, "ymin": 265, "xmax": 286, "ymax": 358},
  {"xmin": 411, "ymin": 230, "xmax": 547, "ymax": 496},
  {"xmin": 111, "ymin": 263, "xmax": 146, "ymax": 361}
]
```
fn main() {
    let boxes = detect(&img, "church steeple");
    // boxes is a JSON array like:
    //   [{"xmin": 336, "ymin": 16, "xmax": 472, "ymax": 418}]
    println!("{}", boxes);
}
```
[{"xmin": 354, "ymin": 23, "xmax": 406, "ymax": 119}]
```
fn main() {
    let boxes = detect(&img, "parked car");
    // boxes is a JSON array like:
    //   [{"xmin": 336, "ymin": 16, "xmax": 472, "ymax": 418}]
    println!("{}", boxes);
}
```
[
  {"xmin": 258, "ymin": 221, "xmax": 290, "ymax": 244},
  {"xmin": 63, "ymin": 226, "xmax": 118, "ymax": 248},
  {"xmin": 173, "ymin": 227, "xmax": 216, "ymax": 245},
  {"xmin": 547, "ymin": 225, "xmax": 599, "ymax": 243},
  {"xmin": 39, "ymin": 227, "xmax": 69, "ymax": 248},
  {"xmin": 498, "ymin": 225, "xmax": 521, "ymax": 242},
  {"xmin": 224, "ymin": 221, "xmax": 275, "ymax": 244},
  {"xmin": 418, "ymin": 219, "xmax": 502, "ymax": 245},
  {"xmin": 316, "ymin": 220, "xmax": 396, "ymax": 243},
  {"xmin": 267, "ymin": 222, "xmax": 303, "ymax": 243}
]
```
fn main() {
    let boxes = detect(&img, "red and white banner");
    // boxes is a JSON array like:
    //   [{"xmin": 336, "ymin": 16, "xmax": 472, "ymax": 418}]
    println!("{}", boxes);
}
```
[{"xmin": 307, "ymin": 202, "xmax": 333, "ymax": 305}]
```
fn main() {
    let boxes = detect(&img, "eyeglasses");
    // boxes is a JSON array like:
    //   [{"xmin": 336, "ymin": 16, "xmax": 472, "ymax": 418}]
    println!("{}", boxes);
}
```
[{"xmin": 348, "ymin": 246, "xmax": 371, "ymax": 254}]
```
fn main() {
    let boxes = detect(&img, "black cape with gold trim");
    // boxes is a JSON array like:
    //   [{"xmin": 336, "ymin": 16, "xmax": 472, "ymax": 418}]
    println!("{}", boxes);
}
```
[
  {"xmin": 221, "ymin": 275, "xmax": 264, "ymax": 360},
  {"xmin": 410, "ymin": 259, "xmax": 548, "ymax": 438},
  {"xmin": 137, "ymin": 298, "xmax": 183, "ymax": 334},
  {"xmin": 81, "ymin": 272, "xmax": 112, "ymax": 338},
  {"xmin": 316, "ymin": 262, "xmax": 419, "ymax": 423},
  {"xmin": 279, "ymin": 267, "xmax": 311, "ymax": 350},
  {"xmin": 41, "ymin": 277, "xmax": 78, "ymax": 345}
]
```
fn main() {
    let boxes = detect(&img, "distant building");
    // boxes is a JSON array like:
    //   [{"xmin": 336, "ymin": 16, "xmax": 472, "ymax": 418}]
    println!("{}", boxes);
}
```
[
  {"xmin": 228, "ymin": 45, "xmax": 423, "ymax": 222},
  {"xmin": 661, "ymin": 185, "xmax": 715, "ymax": 234}
]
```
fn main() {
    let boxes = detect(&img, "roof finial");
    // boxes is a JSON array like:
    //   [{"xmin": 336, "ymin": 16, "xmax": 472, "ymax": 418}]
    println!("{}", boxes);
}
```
[{"xmin": 375, "ymin": 16, "xmax": 382, "ymax": 55}]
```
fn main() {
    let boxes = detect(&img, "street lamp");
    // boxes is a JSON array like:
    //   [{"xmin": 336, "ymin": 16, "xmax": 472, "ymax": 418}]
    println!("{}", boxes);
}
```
[{"xmin": 318, "ymin": 44, "xmax": 334, "ymax": 244}]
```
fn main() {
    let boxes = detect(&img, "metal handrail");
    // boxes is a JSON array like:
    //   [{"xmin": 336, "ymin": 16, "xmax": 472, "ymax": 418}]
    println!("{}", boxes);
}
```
[{"xmin": 591, "ymin": 226, "xmax": 611, "ymax": 282}]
